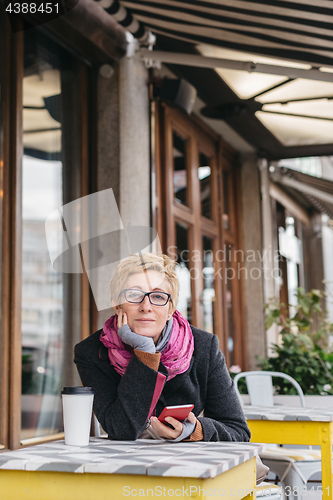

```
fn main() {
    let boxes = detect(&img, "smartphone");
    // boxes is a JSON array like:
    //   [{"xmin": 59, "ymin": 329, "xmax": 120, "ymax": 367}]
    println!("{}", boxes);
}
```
[{"xmin": 158, "ymin": 404, "xmax": 194, "ymax": 424}]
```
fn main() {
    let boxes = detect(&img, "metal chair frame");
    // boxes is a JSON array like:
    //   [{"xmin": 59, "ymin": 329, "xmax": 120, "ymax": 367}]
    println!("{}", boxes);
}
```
[
  {"xmin": 233, "ymin": 370, "xmax": 306, "ymax": 408},
  {"xmin": 233, "ymin": 371, "xmax": 321, "ymax": 500}
]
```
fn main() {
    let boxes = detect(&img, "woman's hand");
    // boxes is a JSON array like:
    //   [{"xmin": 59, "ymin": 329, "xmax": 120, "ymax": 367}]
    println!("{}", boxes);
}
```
[
  {"xmin": 150, "ymin": 412, "xmax": 196, "ymax": 440},
  {"xmin": 117, "ymin": 309, "xmax": 128, "ymax": 329},
  {"xmin": 116, "ymin": 309, "xmax": 155, "ymax": 353}
]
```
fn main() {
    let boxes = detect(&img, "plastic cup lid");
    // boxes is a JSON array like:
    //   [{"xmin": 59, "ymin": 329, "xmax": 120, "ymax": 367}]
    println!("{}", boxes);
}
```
[{"xmin": 61, "ymin": 386, "xmax": 94, "ymax": 395}]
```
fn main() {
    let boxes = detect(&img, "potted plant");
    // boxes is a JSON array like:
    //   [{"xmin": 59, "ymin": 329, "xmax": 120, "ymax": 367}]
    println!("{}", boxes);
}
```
[{"xmin": 256, "ymin": 287, "xmax": 333, "ymax": 405}]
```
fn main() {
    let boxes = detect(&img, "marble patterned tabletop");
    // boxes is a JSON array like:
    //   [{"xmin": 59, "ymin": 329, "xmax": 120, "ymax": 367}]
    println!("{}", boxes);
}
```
[
  {"xmin": 243, "ymin": 405, "xmax": 333, "ymax": 421},
  {"xmin": 0, "ymin": 439, "xmax": 265, "ymax": 479}
]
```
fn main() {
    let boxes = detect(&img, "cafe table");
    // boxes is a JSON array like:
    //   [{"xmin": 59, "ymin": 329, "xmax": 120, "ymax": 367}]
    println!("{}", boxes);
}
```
[
  {"xmin": 244, "ymin": 405, "xmax": 333, "ymax": 500},
  {"xmin": 0, "ymin": 438, "xmax": 265, "ymax": 500}
]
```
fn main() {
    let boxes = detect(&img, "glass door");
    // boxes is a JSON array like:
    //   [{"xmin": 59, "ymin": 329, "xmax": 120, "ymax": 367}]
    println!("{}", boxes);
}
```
[
  {"xmin": 157, "ymin": 103, "xmax": 244, "ymax": 366},
  {"xmin": 0, "ymin": 7, "xmax": 92, "ymax": 450},
  {"xmin": 158, "ymin": 105, "xmax": 224, "ymax": 350},
  {"xmin": 21, "ymin": 29, "xmax": 88, "ymax": 442}
]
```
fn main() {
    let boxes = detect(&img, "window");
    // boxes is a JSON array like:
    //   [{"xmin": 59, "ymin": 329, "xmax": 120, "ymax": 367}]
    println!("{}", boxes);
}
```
[
  {"xmin": 222, "ymin": 171, "xmax": 231, "ymax": 231},
  {"xmin": 175, "ymin": 222, "xmax": 192, "ymax": 322},
  {"xmin": 173, "ymin": 131, "xmax": 189, "ymax": 206},
  {"xmin": 20, "ymin": 29, "xmax": 89, "ymax": 443},
  {"xmin": 157, "ymin": 104, "xmax": 244, "ymax": 365},
  {"xmin": 199, "ymin": 153, "xmax": 212, "ymax": 220},
  {"xmin": 0, "ymin": 13, "xmax": 92, "ymax": 449},
  {"xmin": 275, "ymin": 202, "xmax": 306, "ymax": 314},
  {"xmin": 202, "ymin": 236, "xmax": 215, "ymax": 333},
  {"xmin": 21, "ymin": 37, "xmax": 65, "ymax": 440}
]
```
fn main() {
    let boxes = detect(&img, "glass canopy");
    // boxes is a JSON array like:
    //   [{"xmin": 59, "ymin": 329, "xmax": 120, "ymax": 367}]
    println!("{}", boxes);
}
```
[{"xmin": 197, "ymin": 45, "xmax": 333, "ymax": 147}]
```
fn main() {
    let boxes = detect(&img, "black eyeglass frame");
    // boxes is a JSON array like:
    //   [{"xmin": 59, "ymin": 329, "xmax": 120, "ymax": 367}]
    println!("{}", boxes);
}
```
[{"xmin": 121, "ymin": 289, "xmax": 172, "ymax": 306}]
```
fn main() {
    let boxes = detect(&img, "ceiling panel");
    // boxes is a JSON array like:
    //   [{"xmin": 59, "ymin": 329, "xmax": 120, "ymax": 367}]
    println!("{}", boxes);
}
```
[
  {"xmin": 262, "ymin": 99, "xmax": 333, "ymax": 119},
  {"xmin": 215, "ymin": 69, "xmax": 288, "ymax": 100},
  {"xmin": 256, "ymin": 112, "xmax": 333, "ymax": 147},
  {"xmin": 259, "ymin": 79, "xmax": 333, "ymax": 104}
]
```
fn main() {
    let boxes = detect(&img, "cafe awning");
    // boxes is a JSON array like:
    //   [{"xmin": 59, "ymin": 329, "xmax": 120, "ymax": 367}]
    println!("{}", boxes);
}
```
[
  {"xmin": 96, "ymin": 0, "xmax": 333, "ymax": 159},
  {"xmin": 121, "ymin": 0, "xmax": 333, "ymax": 67},
  {"xmin": 270, "ymin": 167, "xmax": 333, "ymax": 219},
  {"xmin": 93, "ymin": 0, "xmax": 333, "ymax": 159}
]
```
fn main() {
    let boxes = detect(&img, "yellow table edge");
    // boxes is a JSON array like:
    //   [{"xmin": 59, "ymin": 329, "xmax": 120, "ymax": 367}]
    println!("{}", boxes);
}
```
[
  {"xmin": 248, "ymin": 419, "xmax": 333, "ymax": 500},
  {"xmin": 0, "ymin": 456, "xmax": 257, "ymax": 500}
]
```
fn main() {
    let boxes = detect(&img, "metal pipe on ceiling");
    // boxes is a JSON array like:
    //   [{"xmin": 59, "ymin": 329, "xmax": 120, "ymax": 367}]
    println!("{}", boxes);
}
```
[{"xmin": 138, "ymin": 49, "xmax": 333, "ymax": 83}]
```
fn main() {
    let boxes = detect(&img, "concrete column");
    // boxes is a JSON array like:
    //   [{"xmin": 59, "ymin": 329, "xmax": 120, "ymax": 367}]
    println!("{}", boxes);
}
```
[
  {"xmin": 258, "ymin": 158, "xmax": 279, "ymax": 356},
  {"xmin": 322, "ymin": 216, "xmax": 333, "ymax": 323},
  {"xmin": 259, "ymin": 159, "xmax": 278, "ymax": 301},
  {"xmin": 96, "ymin": 64, "xmax": 121, "ymax": 202},
  {"xmin": 240, "ymin": 153, "xmax": 266, "ymax": 370},
  {"xmin": 119, "ymin": 55, "xmax": 150, "ymax": 228},
  {"xmin": 308, "ymin": 213, "xmax": 325, "ymax": 292},
  {"xmin": 95, "ymin": 56, "xmax": 150, "ymax": 328}
]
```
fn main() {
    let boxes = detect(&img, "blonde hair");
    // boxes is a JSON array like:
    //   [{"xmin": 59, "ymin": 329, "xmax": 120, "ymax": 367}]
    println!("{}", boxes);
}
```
[{"xmin": 110, "ymin": 253, "xmax": 179, "ymax": 313}]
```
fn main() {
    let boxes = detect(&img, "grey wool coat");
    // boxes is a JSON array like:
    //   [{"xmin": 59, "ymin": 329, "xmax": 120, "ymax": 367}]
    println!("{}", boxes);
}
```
[{"xmin": 74, "ymin": 325, "xmax": 251, "ymax": 442}]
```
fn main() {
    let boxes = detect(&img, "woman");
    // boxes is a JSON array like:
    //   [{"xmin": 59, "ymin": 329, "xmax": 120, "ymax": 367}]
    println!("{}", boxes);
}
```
[{"xmin": 74, "ymin": 253, "xmax": 250, "ymax": 442}]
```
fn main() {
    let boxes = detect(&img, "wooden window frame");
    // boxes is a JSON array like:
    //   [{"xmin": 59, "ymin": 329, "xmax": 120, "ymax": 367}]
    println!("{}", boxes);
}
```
[
  {"xmin": 155, "ymin": 102, "xmax": 245, "ymax": 366},
  {"xmin": 1, "ymin": 13, "xmax": 24, "ymax": 452},
  {"xmin": 0, "ymin": 15, "xmax": 92, "ymax": 450},
  {"xmin": 219, "ymin": 152, "xmax": 245, "ymax": 367}
]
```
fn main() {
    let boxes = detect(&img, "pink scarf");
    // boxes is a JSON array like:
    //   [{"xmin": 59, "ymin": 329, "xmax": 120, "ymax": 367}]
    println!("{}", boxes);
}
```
[{"xmin": 100, "ymin": 310, "xmax": 194, "ymax": 380}]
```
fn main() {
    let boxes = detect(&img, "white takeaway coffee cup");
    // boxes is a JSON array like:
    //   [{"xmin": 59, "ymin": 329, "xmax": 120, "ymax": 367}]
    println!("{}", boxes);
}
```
[{"xmin": 61, "ymin": 387, "xmax": 94, "ymax": 446}]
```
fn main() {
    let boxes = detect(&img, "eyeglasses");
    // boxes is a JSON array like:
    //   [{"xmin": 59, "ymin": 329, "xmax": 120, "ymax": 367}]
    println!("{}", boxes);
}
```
[{"xmin": 122, "ymin": 289, "xmax": 171, "ymax": 306}]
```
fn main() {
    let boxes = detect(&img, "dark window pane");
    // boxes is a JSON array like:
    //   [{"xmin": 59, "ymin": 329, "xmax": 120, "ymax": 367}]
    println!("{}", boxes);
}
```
[
  {"xmin": 21, "ymin": 31, "xmax": 79, "ymax": 440},
  {"xmin": 175, "ymin": 222, "xmax": 192, "ymax": 322},
  {"xmin": 203, "ymin": 236, "xmax": 215, "ymax": 333},
  {"xmin": 223, "ymin": 171, "xmax": 230, "ymax": 231},
  {"xmin": 199, "ymin": 153, "xmax": 212, "ymax": 219},
  {"xmin": 173, "ymin": 131, "xmax": 188, "ymax": 206}
]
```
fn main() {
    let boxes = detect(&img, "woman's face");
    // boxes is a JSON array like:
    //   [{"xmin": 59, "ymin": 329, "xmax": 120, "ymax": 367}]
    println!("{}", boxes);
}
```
[{"xmin": 115, "ymin": 270, "xmax": 173, "ymax": 344}]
